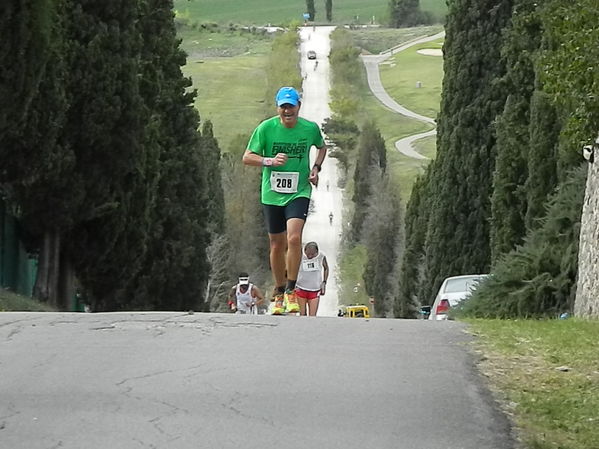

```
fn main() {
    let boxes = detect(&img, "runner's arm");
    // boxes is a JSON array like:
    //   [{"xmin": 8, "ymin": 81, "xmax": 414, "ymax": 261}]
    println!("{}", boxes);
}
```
[
  {"xmin": 309, "ymin": 145, "xmax": 327, "ymax": 186},
  {"xmin": 228, "ymin": 287, "xmax": 237, "ymax": 311},
  {"xmin": 243, "ymin": 149, "xmax": 287, "ymax": 167},
  {"xmin": 321, "ymin": 256, "xmax": 329, "ymax": 295},
  {"xmin": 252, "ymin": 286, "xmax": 265, "ymax": 305}
]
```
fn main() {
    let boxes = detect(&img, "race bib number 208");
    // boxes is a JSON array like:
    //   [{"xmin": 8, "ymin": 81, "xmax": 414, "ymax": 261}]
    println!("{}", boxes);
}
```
[{"xmin": 270, "ymin": 171, "xmax": 299, "ymax": 193}]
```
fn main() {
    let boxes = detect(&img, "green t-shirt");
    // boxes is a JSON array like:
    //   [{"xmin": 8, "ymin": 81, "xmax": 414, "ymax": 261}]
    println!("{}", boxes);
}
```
[{"xmin": 247, "ymin": 116, "xmax": 324, "ymax": 206}]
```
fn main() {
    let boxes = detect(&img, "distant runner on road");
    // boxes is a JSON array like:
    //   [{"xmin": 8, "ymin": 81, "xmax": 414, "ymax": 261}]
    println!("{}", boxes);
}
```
[
  {"xmin": 243, "ymin": 86, "xmax": 327, "ymax": 315},
  {"xmin": 228, "ymin": 273, "xmax": 264, "ymax": 314}
]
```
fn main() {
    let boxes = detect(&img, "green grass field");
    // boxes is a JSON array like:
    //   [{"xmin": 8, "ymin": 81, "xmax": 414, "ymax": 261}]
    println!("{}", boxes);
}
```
[
  {"xmin": 183, "ymin": 52, "xmax": 271, "ymax": 152},
  {"xmin": 379, "ymin": 39, "xmax": 444, "ymax": 118},
  {"xmin": 350, "ymin": 24, "xmax": 443, "ymax": 54},
  {"xmin": 468, "ymin": 319, "xmax": 599, "ymax": 449},
  {"xmin": 173, "ymin": 0, "xmax": 447, "ymax": 26}
]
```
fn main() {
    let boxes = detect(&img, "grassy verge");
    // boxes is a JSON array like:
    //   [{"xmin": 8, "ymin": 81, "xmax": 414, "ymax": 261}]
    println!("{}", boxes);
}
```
[
  {"xmin": 183, "ymin": 54, "xmax": 270, "ymax": 152},
  {"xmin": 379, "ymin": 39, "xmax": 444, "ymax": 118},
  {"xmin": 467, "ymin": 319, "xmax": 599, "ymax": 449},
  {"xmin": 0, "ymin": 288, "xmax": 55, "ymax": 312},
  {"xmin": 178, "ymin": 27, "xmax": 275, "ymax": 59},
  {"xmin": 350, "ymin": 24, "xmax": 443, "ymax": 54},
  {"xmin": 174, "ymin": 0, "xmax": 388, "ymax": 26},
  {"xmin": 180, "ymin": 27, "xmax": 276, "ymax": 152},
  {"xmin": 173, "ymin": 0, "xmax": 447, "ymax": 26}
]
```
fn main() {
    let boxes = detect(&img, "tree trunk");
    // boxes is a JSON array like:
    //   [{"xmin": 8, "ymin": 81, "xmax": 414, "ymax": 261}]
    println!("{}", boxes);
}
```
[
  {"xmin": 58, "ymin": 246, "xmax": 76, "ymax": 311},
  {"xmin": 575, "ymin": 159, "xmax": 599, "ymax": 318},
  {"xmin": 33, "ymin": 230, "xmax": 61, "ymax": 308}
]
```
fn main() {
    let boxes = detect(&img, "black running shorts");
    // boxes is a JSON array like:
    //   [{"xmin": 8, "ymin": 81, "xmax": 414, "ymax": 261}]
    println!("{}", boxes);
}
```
[{"xmin": 262, "ymin": 197, "xmax": 310, "ymax": 234}]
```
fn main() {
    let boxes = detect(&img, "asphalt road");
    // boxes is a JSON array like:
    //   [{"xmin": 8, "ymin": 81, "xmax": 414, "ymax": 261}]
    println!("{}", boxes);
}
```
[
  {"xmin": 0, "ymin": 28, "xmax": 513, "ymax": 449},
  {"xmin": 298, "ymin": 26, "xmax": 340, "ymax": 317},
  {"xmin": 0, "ymin": 312, "xmax": 514, "ymax": 449}
]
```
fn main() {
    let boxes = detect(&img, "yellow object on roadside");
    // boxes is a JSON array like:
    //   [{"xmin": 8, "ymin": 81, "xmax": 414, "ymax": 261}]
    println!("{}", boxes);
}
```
[{"xmin": 341, "ymin": 305, "xmax": 370, "ymax": 318}]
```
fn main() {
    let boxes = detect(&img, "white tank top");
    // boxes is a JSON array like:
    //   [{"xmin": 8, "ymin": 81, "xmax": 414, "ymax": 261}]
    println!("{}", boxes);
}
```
[
  {"xmin": 235, "ymin": 283, "xmax": 254, "ymax": 312},
  {"xmin": 296, "ymin": 252, "xmax": 326, "ymax": 291}
]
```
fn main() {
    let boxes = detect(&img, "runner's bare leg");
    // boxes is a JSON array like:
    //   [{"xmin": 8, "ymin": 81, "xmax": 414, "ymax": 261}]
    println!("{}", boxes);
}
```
[
  {"xmin": 268, "ymin": 231, "xmax": 287, "ymax": 288},
  {"xmin": 285, "ymin": 217, "xmax": 306, "ymax": 283}
]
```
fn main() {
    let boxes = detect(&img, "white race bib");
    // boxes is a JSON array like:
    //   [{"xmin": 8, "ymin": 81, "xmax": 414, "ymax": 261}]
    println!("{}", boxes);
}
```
[
  {"xmin": 270, "ymin": 171, "xmax": 299, "ymax": 194},
  {"xmin": 302, "ymin": 259, "xmax": 321, "ymax": 272}
]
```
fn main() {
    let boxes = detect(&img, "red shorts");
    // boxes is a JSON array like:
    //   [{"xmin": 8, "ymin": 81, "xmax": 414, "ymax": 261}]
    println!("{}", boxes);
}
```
[{"xmin": 295, "ymin": 288, "xmax": 320, "ymax": 300}]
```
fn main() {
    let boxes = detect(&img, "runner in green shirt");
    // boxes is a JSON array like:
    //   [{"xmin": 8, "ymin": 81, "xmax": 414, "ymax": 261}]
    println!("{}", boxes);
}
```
[{"xmin": 243, "ymin": 86, "xmax": 327, "ymax": 315}]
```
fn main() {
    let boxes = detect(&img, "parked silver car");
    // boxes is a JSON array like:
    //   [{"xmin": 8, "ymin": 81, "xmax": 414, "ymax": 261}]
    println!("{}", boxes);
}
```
[{"xmin": 428, "ymin": 274, "xmax": 488, "ymax": 320}]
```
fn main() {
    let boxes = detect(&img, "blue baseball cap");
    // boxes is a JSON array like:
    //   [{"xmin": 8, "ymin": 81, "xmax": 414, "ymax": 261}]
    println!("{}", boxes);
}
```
[{"xmin": 275, "ymin": 87, "xmax": 300, "ymax": 106}]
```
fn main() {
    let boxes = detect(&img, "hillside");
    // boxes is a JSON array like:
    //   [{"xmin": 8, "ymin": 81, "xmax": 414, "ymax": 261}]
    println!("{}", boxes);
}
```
[{"xmin": 173, "ymin": 0, "xmax": 447, "ymax": 25}]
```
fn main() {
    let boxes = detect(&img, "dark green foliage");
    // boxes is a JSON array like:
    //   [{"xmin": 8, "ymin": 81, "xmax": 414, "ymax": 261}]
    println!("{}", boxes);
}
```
[
  {"xmin": 61, "ymin": 0, "xmax": 154, "ymax": 310},
  {"xmin": 458, "ymin": 167, "xmax": 586, "ymax": 318},
  {"xmin": 420, "ymin": 0, "xmax": 514, "ymax": 301},
  {"xmin": 490, "ymin": 0, "xmax": 543, "ymax": 262},
  {"xmin": 490, "ymin": 94, "xmax": 529, "ymax": 261},
  {"xmin": 306, "ymin": 0, "xmax": 315, "ymax": 21},
  {"xmin": 395, "ymin": 167, "xmax": 431, "ymax": 317},
  {"xmin": 351, "ymin": 120, "xmax": 387, "ymax": 241},
  {"xmin": 321, "ymin": 117, "xmax": 359, "ymax": 176},
  {"xmin": 388, "ymin": 0, "xmax": 422, "ymax": 27},
  {"xmin": 201, "ymin": 121, "xmax": 226, "ymax": 234},
  {"xmin": 525, "ymin": 90, "xmax": 559, "ymax": 230},
  {"xmin": 325, "ymin": 0, "xmax": 333, "ymax": 22},
  {"xmin": 538, "ymin": 0, "xmax": 599, "ymax": 142},
  {"xmin": 363, "ymin": 175, "xmax": 403, "ymax": 317},
  {"xmin": 0, "ymin": 0, "xmax": 54, "ymax": 142},
  {"xmin": 0, "ymin": 0, "xmax": 71, "ymax": 233},
  {"xmin": 119, "ymin": 0, "xmax": 211, "ymax": 311},
  {"xmin": 0, "ymin": 0, "xmax": 219, "ymax": 311}
]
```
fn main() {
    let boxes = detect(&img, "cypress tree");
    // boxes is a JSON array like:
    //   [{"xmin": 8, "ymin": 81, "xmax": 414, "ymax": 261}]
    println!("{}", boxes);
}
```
[
  {"xmin": 0, "ymin": 0, "xmax": 76, "ymax": 308},
  {"xmin": 351, "ymin": 120, "xmax": 386, "ymax": 241},
  {"xmin": 525, "ymin": 90, "xmax": 559, "ymax": 230},
  {"xmin": 124, "ymin": 0, "xmax": 211, "ymax": 311},
  {"xmin": 422, "ymin": 0, "xmax": 514, "ymax": 301},
  {"xmin": 0, "ymin": 0, "xmax": 54, "ymax": 142},
  {"xmin": 63, "ymin": 0, "xmax": 154, "ymax": 310},
  {"xmin": 538, "ymin": 0, "xmax": 599, "ymax": 318},
  {"xmin": 490, "ymin": 0, "xmax": 545, "ymax": 261},
  {"xmin": 363, "ymin": 174, "xmax": 403, "ymax": 317},
  {"xmin": 490, "ymin": 94, "xmax": 529, "ymax": 261},
  {"xmin": 460, "ymin": 167, "xmax": 586, "ymax": 318},
  {"xmin": 325, "ymin": 0, "xmax": 333, "ymax": 22},
  {"xmin": 201, "ymin": 121, "xmax": 226, "ymax": 234},
  {"xmin": 388, "ymin": 0, "xmax": 421, "ymax": 28},
  {"xmin": 395, "ymin": 167, "xmax": 431, "ymax": 317},
  {"xmin": 306, "ymin": 0, "xmax": 315, "ymax": 21}
]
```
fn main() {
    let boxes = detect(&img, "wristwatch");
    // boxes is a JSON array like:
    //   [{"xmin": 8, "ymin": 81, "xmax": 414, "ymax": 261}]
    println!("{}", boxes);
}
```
[
  {"xmin": 263, "ymin": 157, "xmax": 273, "ymax": 166},
  {"xmin": 313, "ymin": 163, "xmax": 321, "ymax": 172}
]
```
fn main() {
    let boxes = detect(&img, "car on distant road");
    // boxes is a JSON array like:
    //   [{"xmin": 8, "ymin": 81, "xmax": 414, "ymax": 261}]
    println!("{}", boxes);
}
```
[
  {"xmin": 307, "ymin": 50, "xmax": 317, "ymax": 59},
  {"xmin": 428, "ymin": 274, "xmax": 488, "ymax": 320}
]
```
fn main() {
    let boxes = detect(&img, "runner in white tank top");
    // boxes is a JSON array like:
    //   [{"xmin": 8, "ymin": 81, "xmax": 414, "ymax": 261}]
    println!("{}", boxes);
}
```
[
  {"xmin": 296, "ymin": 242, "xmax": 329, "ymax": 316},
  {"xmin": 227, "ymin": 273, "xmax": 265, "ymax": 314}
]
